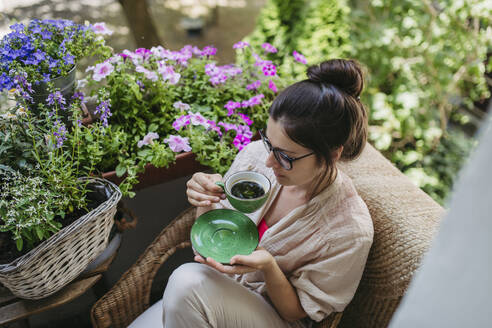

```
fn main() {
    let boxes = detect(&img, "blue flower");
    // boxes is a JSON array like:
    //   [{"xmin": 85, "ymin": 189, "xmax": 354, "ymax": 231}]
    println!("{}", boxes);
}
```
[
  {"xmin": 63, "ymin": 53, "xmax": 74, "ymax": 66},
  {"xmin": 94, "ymin": 100, "xmax": 112, "ymax": 127},
  {"xmin": 40, "ymin": 30, "xmax": 52, "ymax": 40}
]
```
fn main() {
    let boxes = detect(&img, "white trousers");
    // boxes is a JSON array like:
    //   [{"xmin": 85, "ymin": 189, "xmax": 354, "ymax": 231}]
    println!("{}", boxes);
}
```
[{"xmin": 162, "ymin": 263, "xmax": 308, "ymax": 328}]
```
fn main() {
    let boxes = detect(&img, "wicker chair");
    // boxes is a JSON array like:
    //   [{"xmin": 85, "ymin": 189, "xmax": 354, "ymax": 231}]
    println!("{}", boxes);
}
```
[{"xmin": 91, "ymin": 143, "xmax": 445, "ymax": 328}]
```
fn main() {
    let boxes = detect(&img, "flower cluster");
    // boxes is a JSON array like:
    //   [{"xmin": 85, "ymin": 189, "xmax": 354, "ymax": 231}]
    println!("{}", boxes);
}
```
[{"xmin": 0, "ymin": 19, "xmax": 111, "ymax": 91}]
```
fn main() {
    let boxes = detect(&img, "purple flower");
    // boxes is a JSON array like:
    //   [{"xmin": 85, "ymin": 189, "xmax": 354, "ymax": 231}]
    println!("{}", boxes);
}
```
[
  {"xmin": 40, "ymin": 30, "xmax": 52, "ymax": 40},
  {"xmin": 261, "ymin": 42, "xmax": 278, "ymax": 53},
  {"xmin": 63, "ymin": 53, "xmax": 75, "ymax": 66},
  {"xmin": 46, "ymin": 91, "xmax": 66, "ymax": 109},
  {"xmin": 201, "ymin": 46, "xmax": 217, "ymax": 57},
  {"xmin": 246, "ymin": 80, "xmax": 261, "ymax": 91},
  {"xmin": 164, "ymin": 135, "xmax": 192, "ymax": 153},
  {"xmin": 292, "ymin": 50, "xmax": 307, "ymax": 64},
  {"xmin": 236, "ymin": 124, "xmax": 253, "ymax": 139},
  {"xmin": 206, "ymin": 119, "xmax": 223, "ymax": 136},
  {"xmin": 92, "ymin": 62, "xmax": 114, "ymax": 81},
  {"xmin": 72, "ymin": 91, "xmax": 85, "ymax": 102},
  {"xmin": 233, "ymin": 41, "xmax": 250, "ymax": 49},
  {"xmin": 233, "ymin": 134, "xmax": 251, "ymax": 151},
  {"xmin": 173, "ymin": 101, "xmax": 191, "ymax": 111},
  {"xmin": 53, "ymin": 120, "xmax": 67, "ymax": 148},
  {"xmin": 209, "ymin": 73, "xmax": 228, "ymax": 86},
  {"xmin": 94, "ymin": 100, "xmax": 112, "ymax": 127},
  {"xmin": 92, "ymin": 22, "xmax": 113, "ymax": 35},
  {"xmin": 224, "ymin": 101, "xmax": 241, "ymax": 116},
  {"xmin": 242, "ymin": 94, "xmax": 265, "ymax": 108},
  {"xmin": 268, "ymin": 79, "xmax": 278, "ymax": 93},
  {"xmin": 262, "ymin": 63, "xmax": 277, "ymax": 76},
  {"xmin": 205, "ymin": 63, "xmax": 219, "ymax": 76},
  {"xmin": 137, "ymin": 132, "xmax": 159, "ymax": 148},
  {"xmin": 172, "ymin": 114, "xmax": 191, "ymax": 131}
]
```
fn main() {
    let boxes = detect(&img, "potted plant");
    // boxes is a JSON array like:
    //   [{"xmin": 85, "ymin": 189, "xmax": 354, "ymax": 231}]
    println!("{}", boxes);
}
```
[
  {"xmin": 0, "ymin": 19, "xmax": 112, "ymax": 110},
  {"xmin": 0, "ymin": 20, "xmax": 121, "ymax": 300},
  {"xmin": 84, "ymin": 41, "xmax": 308, "ymax": 196}
]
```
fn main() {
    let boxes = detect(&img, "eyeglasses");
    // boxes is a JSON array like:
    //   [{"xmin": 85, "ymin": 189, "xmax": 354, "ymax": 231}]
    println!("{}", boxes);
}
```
[{"xmin": 259, "ymin": 129, "xmax": 315, "ymax": 170}]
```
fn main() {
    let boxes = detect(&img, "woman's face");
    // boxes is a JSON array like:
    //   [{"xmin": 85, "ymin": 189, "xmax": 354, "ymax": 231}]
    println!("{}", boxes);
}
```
[{"xmin": 264, "ymin": 117, "xmax": 322, "ymax": 187}]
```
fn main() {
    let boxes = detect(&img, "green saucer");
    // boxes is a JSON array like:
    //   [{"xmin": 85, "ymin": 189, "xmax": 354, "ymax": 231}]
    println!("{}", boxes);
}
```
[{"xmin": 191, "ymin": 209, "xmax": 259, "ymax": 264}]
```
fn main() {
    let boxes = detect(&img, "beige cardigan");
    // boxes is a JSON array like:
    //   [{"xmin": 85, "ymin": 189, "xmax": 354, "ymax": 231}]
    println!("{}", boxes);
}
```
[{"xmin": 215, "ymin": 141, "xmax": 374, "ymax": 323}]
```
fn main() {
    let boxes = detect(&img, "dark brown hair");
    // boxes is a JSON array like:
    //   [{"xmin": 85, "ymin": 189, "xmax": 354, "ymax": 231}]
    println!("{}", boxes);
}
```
[{"xmin": 269, "ymin": 59, "xmax": 368, "ymax": 197}]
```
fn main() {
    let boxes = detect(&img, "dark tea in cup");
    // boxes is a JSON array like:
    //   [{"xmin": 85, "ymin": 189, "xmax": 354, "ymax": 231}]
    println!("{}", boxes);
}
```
[{"xmin": 231, "ymin": 180, "xmax": 265, "ymax": 199}]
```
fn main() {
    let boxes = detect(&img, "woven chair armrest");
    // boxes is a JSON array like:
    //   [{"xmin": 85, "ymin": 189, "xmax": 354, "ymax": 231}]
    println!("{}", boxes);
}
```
[
  {"xmin": 91, "ymin": 207, "xmax": 196, "ymax": 328},
  {"xmin": 315, "ymin": 311, "xmax": 344, "ymax": 328}
]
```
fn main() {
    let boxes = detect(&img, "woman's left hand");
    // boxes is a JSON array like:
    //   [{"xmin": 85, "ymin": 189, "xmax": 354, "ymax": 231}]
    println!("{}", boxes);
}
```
[{"xmin": 194, "ymin": 247, "xmax": 274, "ymax": 274}]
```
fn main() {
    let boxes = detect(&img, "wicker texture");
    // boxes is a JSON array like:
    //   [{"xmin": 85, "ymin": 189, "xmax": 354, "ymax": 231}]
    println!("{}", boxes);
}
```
[
  {"xmin": 91, "ymin": 143, "xmax": 444, "ymax": 327},
  {"xmin": 0, "ymin": 178, "xmax": 121, "ymax": 300}
]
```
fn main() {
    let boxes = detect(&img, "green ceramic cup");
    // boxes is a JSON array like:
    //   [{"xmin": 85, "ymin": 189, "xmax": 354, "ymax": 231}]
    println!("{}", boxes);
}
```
[{"xmin": 216, "ymin": 171, "xmax": 271, "ymax": 213}]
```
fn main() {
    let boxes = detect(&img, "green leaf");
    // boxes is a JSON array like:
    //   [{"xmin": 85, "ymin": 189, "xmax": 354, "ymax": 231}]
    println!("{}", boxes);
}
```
[
  {"xmin": 35, "ymin": 226, "xmax": 43, "ymax": 240},
  {"xmin": 115, "ymin": 163, "xmax": 127, "ymax": 177},
  {"xmin": 16, "ymin": 238, "xmax": 23, "ymax": 251}
]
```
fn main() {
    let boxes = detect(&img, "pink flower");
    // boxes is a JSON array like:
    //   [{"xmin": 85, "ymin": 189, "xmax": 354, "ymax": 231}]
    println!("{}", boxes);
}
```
[
  {"xmin": 242, "ymin": 94, "xmax": 265, "ymax": 108},
  {"xmin": 246, "ymin": 80, "xmax": 261, "ymax": 91},
  {"xmin": 262, "ymin": 63, "xmax": 276, "ymax": 76},
  {"xmin": 92, "ymin": 62, "xmax": 114, "ymax": 81},
  {"xmin": 238, "ymin": 113, "xmax": 253, "ymax": 126},
  {"xmin": 188, "ymin": 112, "xmax": 210, "ymax": 128},
  {"xmin": 136, "ymin": 65, "xmax": 158, "ymax": 82},
  {"xmin": 292, "ymin": 50, "xmax": 307, "ymax": 64},
  {"xmin": 261, "ymin": 42, "xmax": 277, "ymax": 53},
  {"xmin": 233, "ymin": 134, "xmax": 251, "ymax": 151},
  {"xmin": 205, "ymin": 63, "xmax": 219, "ymax": 76},
  {"xmin": 92, "ymin": 22, "xmax": 113, "ymax": 35},
  {"xmin": 172, "ymin": 115, "xmax": 190, "ymax": 131},
  {"xmin": 159, "ymin": 64, "xmax": 181, "ymax": 84},
  {"xmin": 173, "ymin": 101, "xmax": 191, "ymax": 111},
  {"xmin": 233, "ymin": 41, "xmax": 250, "ymax": 49},
  {"xmin": 207, "ymin": 120, "xmax": 223, "ymax": 136},
  {"xmin": 164, "ymin": 135, "xmax": 192, "ymax": 153},
  {"xmin": 137, "ymin": 132, "xmax": 159, "ymax": 148},
  {"xmin": 268, "ymin": 79, "xmax": 278, "ymax": 93},
  {"xmin": 218, "ymin": 122, "xmax": 238, "ymax": 132},
  {"xmin": 225, "ymin": 101, "xmax": 241, "ymax": 116}
]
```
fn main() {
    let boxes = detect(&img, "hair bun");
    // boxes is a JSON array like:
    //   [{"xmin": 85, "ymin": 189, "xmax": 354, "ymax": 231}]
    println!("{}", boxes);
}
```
[{"xmin": 307, "ymin": 59, "xmax": 363, "ymax": 98}]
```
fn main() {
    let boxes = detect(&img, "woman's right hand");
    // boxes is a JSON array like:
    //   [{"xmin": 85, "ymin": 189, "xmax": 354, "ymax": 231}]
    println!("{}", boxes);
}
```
[{"xmin": 186, "ymin": 172, "xmax": 226, "ymax": 207}]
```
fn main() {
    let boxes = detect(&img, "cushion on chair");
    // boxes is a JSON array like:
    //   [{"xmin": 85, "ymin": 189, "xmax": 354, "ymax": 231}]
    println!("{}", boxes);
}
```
[{"xmin": 128, "ymin": 299, "xmax": 163, "ymax": 328}]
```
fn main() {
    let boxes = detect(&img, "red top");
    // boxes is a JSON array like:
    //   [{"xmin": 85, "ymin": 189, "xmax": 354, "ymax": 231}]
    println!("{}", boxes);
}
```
[{"xmin": 258, "ymin": 217, "xmax": 269, "ymax": 241}]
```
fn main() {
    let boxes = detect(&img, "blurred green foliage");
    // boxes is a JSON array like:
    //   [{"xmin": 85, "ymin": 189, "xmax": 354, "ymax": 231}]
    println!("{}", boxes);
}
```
[{"xmin": 247, "ymin": 0, "xmax": 491, "ymax": 205}]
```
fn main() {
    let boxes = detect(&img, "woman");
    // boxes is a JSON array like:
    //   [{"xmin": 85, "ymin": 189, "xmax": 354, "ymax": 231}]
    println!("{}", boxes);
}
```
[{"xmin": 162, "ymin": 59, "xmax": 374, "ymax": 328}]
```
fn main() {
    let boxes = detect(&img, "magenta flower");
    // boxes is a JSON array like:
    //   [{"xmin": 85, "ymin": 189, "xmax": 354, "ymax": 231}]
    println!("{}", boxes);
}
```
[
  {"xmin": 268, "ymin": 79, "xmax": 278, "ymax": 93},
  {"xmin": 262, "ymin": 63, "xmax": 276, "ymax": 76},
  {"xmin": 164, "ymin": 135, "xmax": 192, "ymax": 152},
  {"xmin": 137, "ymin": 132, "xmax": 159, "ymax": 148},
  {"xmin": 205, "ymin": 63, "xmax": 219, "ymax": 76},
  {"xmin": 242, "ymin": 94, "xmax": 265, "ymax": 108},
  {"xmin": 92, "ymin": 62, "xmax": 114, "ymax": 81},
  {"xmin": 201, "ymin": 46, "xmax": 217, "ymax": 57},
  {"xmin": 218, "ymin": 122, "xmax": 238, "ymax": 132},
  {"xmin": 92, "ymin": 22, "xmax": 113, "ymax": 35},
  {"xmin": 172, "ymin": 115, "xmax": 191, "ymax": 131},
  {"xmin": 233, "ymin": 41, "xmax": 250, "ymax": 49},
  {"xmin": 173, "ymin": 101, "xmax": 191, "ymax": 111},
  {"xmin": 225, "ymin": 101, "xmax": 241, "ymax": 116},
  {"xmin": 246, "ymin": 80, "xmax": 261, "ymax": 91},
  {"xmin": 238, "ymin": 113, "xmax": 253, "ymax": 126},
  {"xmin": 233, "ymin": 134, "xmax": 251, "ymax": 151},
  {"xmin": 207, "ymin": 120, "xmax": 223, "ymax": 136},
  {"xmin": 261, "ymin": 42, "xmax": 278, "ymax": 53},
  {"xmin": 292, "ymin": 50, "xmax": 307, "ymax": 64},
  {"xmin": 236, "ymin": 124, "xmax": 253, "ymax": 139}
]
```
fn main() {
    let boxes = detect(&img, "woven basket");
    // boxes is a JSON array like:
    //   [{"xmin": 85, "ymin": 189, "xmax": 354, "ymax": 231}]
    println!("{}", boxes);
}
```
[{"xmin": 0, "ymin": 177, "xmax": 122, "ymax": 300}]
